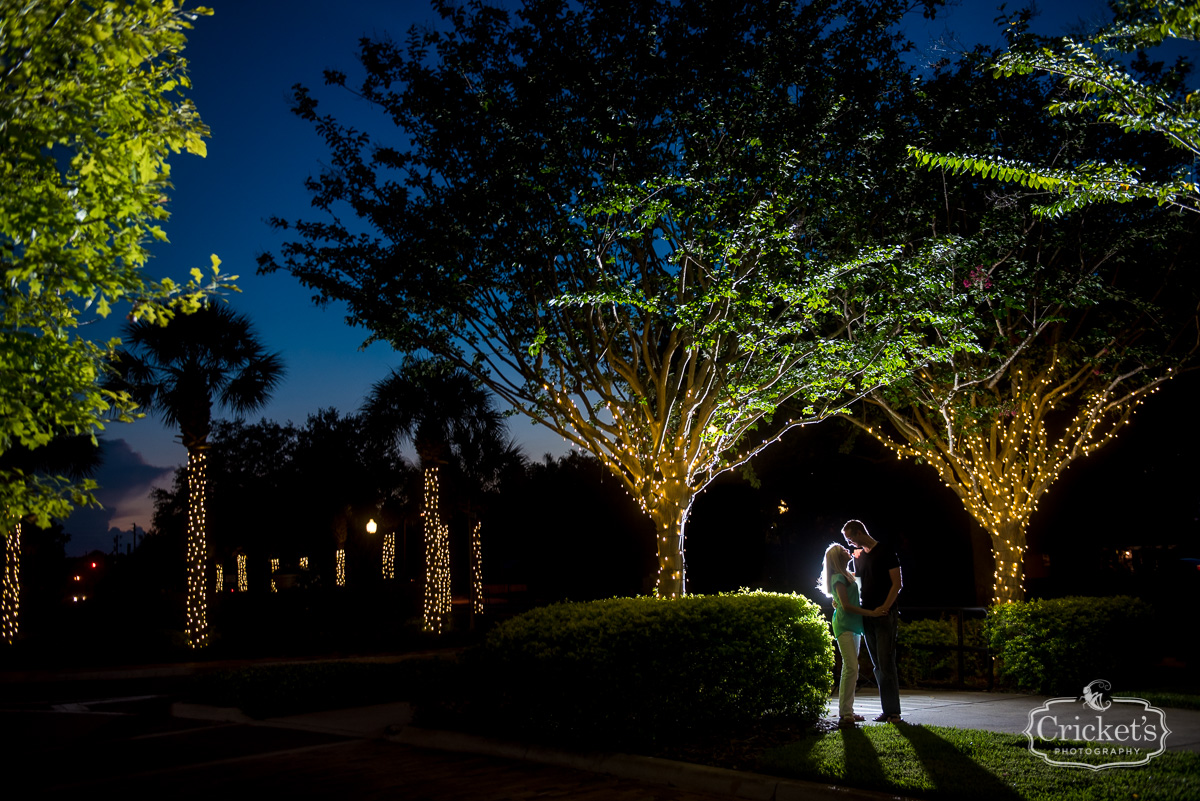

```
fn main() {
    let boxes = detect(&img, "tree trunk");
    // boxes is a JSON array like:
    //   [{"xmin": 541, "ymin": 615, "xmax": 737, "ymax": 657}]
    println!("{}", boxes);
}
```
[
  {"xmin": 383, "ymin": 532, "xmax": 396, "ymax": 580},
  {"xmin": 185, "ymin": 449, "xmax": 210, "ymax": 648},
  {"xmin": 2, "ymin": 523, "xmax": 20, "ymax": 645},
  {"xmin": 469, "ymin": 519, "xmax": 484, "ymax": 624},
  {"xmin": 422, "ymin": 465, "xmax": 451, "ymax": 633},
  {"xmin": 648, "ymin": 487, "xmax": 691, "ymax": 599},
  {"xmin": 969, "ymin": 526, "xmax": 994, "ymax": 606},
  {"xmin": 987, "ymin": 519, "xmax": 1027, "ymax": 605}
]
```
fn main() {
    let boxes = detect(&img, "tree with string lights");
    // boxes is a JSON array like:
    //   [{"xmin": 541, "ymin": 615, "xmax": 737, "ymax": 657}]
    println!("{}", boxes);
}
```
[
  {"xmin": 112, "ymin": 304, "xmax": 284, "ymax": 648},
  {"xmin": 848, "ymin": 38, "xmax": 1200, "ymax": 604},
  {"xmin": 260, "ymin": 0, "xmax": 969, "ymax": 598},
  {"xmin": 364, "ymin": 359, "xmax": 517, "ymax": 632}
]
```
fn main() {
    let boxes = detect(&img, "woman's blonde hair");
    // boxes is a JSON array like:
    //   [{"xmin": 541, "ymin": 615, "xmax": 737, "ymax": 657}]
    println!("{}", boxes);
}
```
[{"xmin": 818, "ymin": 542, "xmax": 853, "ymax": 597}]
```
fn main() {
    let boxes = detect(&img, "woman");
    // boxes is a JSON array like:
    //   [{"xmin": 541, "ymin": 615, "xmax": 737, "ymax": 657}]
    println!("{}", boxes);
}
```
[{"xmin": 819, "ymin": 543, "xmax": 883, "ymax": 728}]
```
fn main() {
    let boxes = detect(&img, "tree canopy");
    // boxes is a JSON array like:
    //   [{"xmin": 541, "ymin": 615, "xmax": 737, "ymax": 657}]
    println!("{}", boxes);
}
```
[
  {"xmin": 260, "ymin": 0, "xmax": 970, "ymax": 596},
  {"xmin": 1, "ymin": 0, "xmax": 227, "ymax": 531},
  {"xmin": 909, "ymin": 0, "xmax": 1200, "ymax": 217},
  {"xmin": 115, "ymin": 304, "xmax": 286, "ymax": 452}
]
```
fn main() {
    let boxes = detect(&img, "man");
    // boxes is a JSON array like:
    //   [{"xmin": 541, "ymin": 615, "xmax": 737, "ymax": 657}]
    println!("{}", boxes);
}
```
[{"xmin": 842, "ymin": 519, "xmax": 903, "ymax": 724}]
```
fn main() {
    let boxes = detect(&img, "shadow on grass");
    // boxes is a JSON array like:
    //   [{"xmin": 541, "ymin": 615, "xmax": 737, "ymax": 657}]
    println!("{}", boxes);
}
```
[
  {"xmin": 842, "ymin": 726, "xmax": 890, "ymax": 789},
  {"xmin": 894, "ymin": 724, "xmax": 1022, "ymax": 801}
]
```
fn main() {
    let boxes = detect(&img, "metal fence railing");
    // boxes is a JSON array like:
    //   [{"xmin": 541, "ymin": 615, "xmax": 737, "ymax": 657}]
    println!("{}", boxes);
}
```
[{"xmin": 820, "ymin": 604, "xmax": 994, "ymax": 690}]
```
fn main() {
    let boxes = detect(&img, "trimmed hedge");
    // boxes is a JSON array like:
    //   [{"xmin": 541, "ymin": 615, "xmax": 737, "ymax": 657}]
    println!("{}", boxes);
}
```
[
  {"xmin": 986, "ymin": 596, "xmax": 1154, "ymax": 695},
  {"xmin": 475, "ymin": 590, "xmax": 834, "ymax": 745}
]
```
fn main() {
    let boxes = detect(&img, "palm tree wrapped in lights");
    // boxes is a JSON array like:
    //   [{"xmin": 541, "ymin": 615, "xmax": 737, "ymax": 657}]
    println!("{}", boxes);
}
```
[
  {"xmin": 364, "ymin": 359, "xmax": 517, "ymax": 633},
  {"xmin": 114, "ymin": 304, "xmax": 283, "ymax": 648}
]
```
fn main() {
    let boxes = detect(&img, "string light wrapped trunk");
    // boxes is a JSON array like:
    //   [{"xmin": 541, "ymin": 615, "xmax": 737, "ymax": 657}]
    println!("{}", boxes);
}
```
[
  {"xmin": 383, "ymin": 532, "xmax": 395, "ymax": 580},
  {"xmin": 185, "ymin": 451, "xmax": 209, "ymax": 648},
  {"xmin": 1, "ymin": 523, "xmax": 20, "ymax": 645},
  {"xmin": 422, "ymin": 466, "xmax": 451, "ymax": 633},
  {"xmin": 470, "ymin": 521, "xmax": 483, "ymax": 616}
]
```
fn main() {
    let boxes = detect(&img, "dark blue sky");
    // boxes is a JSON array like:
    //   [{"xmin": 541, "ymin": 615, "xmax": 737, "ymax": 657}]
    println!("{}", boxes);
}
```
[{"xmin": 68, "ymin": 0, "xmax": 1118, "ymax": 554}]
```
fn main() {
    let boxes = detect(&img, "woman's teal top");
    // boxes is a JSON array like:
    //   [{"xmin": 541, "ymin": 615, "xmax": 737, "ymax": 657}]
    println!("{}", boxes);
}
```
[{"xmin": 831, "ymin": 573, "xmax": 864, "ymax": 636}]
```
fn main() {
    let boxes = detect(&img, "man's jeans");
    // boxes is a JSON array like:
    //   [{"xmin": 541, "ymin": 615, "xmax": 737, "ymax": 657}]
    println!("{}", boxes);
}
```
[{"xmin": 862, "ymin": 608, "xmax": 901, "ymax": 717}]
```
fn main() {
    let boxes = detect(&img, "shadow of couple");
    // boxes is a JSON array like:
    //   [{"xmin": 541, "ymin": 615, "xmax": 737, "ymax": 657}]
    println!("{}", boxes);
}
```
[{"xmin": 839, "ymin": 723, "xmax": 1023, "ymax": 800}]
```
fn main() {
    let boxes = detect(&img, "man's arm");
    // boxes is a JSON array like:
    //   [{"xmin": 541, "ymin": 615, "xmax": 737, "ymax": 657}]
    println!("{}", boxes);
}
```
[
  {"xmin": 875, "ymin": 567, "xmax": 902, "ymax": 614},
  {"xmin": 837, "ymin": 581, "xmax": 882, "ymax": 617}
]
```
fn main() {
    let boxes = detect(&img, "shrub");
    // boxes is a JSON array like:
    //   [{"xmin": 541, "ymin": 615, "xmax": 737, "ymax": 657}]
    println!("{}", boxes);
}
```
[
  {"xmin": 986, "ymin": 596, "xmax": 1154, "ymax": 695},
  {"xmin": 897, "ymin": 616, "xmax": 989, "ymax": 688},
  {"xmin": 473, "ymin": 590, "xmax": 834, "ymax": 746}
]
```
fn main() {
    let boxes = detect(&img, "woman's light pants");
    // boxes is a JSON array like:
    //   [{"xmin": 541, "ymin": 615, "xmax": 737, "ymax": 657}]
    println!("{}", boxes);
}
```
[{"xmin": 836, "ymin": 631, "xmax": 861, "ymax": 719}]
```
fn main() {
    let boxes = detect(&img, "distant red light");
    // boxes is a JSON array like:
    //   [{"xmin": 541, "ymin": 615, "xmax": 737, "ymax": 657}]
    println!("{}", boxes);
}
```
[{"xmin": 90, "ymin": 562, "xmax": 97, "ymax": 568}]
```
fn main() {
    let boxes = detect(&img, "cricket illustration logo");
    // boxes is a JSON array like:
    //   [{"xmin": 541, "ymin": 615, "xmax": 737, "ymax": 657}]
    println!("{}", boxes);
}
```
[{"xmin": 1078, "ymin": 679, "xmax": 1112, "ymax": 712}]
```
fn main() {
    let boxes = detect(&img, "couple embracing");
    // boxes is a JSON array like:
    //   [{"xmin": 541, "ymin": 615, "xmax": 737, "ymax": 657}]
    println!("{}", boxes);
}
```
[{"xmin": 820, "ymin": 519, "xmax": 903, "ymax": 728}]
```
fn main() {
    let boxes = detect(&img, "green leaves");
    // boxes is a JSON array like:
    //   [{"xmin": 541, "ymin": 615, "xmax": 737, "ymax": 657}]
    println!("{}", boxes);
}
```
[
  {"xmin": 912, "ymin": 0, "xmax": 1200, "ymax": 217},
  {"xmin": 1, "ymin": 0, "xmax": 222, "ymax": 529},
  {"xmin": 481, "ymin": 591, "xmax": 834, "ymax": 744}
]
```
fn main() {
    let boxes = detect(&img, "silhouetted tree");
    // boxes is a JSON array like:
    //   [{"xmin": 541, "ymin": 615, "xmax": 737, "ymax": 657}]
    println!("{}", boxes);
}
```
[
  {"xmin": 364, "ymin": 359, "xmax": 517, "ymax": 630},
  {"xmin": 114, "ymin": 304, "xmax": 284, "ymax": 648}
]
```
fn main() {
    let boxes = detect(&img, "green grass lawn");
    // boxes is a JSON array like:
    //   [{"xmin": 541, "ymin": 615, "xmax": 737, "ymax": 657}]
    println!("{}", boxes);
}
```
[
  {"xmin": 759, "ymin": 724, "xmax": 1198, "ymax": 801},
  {"xmin": 1126, "ymin": 691, "xmax": 1200, "ymax": 712}
]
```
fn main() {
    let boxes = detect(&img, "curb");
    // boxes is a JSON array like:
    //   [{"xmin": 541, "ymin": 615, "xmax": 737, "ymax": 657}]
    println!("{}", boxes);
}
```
[{"xmin": 390, "ymin": 725, "xmax": 916, "ymax": 801}]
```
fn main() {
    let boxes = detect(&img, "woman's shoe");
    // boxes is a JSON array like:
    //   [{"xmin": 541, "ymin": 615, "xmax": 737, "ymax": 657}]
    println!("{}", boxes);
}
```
[{"xmin": 838, "ymin": 715, "xmax": 858, "ymax": 729}]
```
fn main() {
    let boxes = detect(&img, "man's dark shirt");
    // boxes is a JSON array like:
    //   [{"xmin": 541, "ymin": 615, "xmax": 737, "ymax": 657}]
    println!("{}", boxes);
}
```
[{"xmin": 856, "ymin": 539, "xmax": 901, "ymax": 609}]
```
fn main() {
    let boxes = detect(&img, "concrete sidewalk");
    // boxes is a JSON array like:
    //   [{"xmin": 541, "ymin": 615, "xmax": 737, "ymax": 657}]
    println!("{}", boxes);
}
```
[
  {"xmin": 172, "ymin": 689, "xmax": 1200, "ymax": 753},
  {"xmin": 833, "ymin": 689, "xmax": 1200, "ymax": 752}
]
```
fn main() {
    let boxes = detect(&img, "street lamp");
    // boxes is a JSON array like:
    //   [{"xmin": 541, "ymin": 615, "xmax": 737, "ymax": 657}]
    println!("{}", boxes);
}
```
[{"xmin": 366, "ymin": 518, "xmax": 378, "ymax": 535}]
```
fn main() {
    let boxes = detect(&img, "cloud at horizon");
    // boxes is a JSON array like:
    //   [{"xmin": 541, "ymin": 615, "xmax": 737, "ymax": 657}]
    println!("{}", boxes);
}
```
[{"xmin": 61, "ymin": 438, "xmax": 176, "ymax": 556}]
